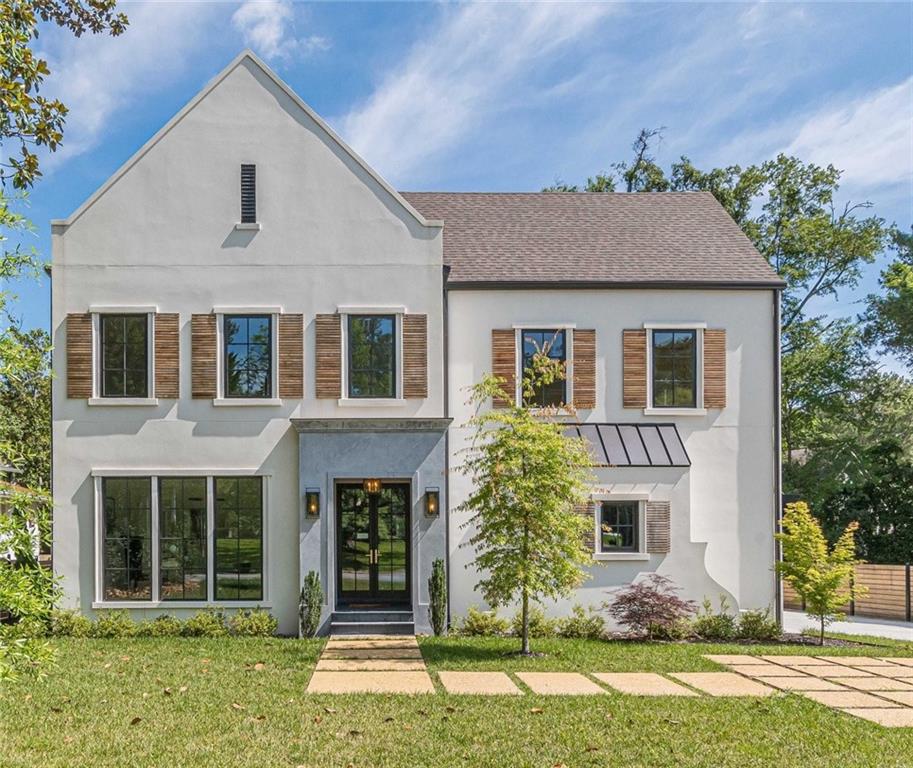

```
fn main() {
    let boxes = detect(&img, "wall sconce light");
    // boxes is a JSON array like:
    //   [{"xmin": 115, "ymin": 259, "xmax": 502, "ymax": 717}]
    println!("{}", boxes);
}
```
[
  {"xmin": 425, "ymin": 487, "xmax": 440, "ymax": 517},
  {"xmin": 305, "ymin": 488, "xmax": 320, "ymax": 517},
  {"xmin": 363, "ymin": 478, "xmax": 382, "ymax": 495}
]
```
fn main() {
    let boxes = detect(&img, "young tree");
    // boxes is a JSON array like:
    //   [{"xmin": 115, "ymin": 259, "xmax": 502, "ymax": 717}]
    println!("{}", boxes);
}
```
[
  {"xmin": 458, "ymin": 346, "xmax": 594, "ymax": 655},
  {"xmin": 776, "ymin": 501, "xmax": 865, "ymax": 645}
]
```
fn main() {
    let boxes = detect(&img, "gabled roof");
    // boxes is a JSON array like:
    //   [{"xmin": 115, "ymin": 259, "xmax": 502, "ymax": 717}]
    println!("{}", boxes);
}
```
[
  {"xmin": 402, "ymin": 191, "xmax": 784, "ymax": 288},
  {"xmin": 52, "ymin": 51, "xmax": 442, "ymax": 231}
]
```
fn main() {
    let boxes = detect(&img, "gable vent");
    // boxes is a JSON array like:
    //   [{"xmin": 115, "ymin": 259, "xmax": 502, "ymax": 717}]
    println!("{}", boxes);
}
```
[{"xmin": 240, "ymin": 164, "xmax": 257, "ymax": 223}]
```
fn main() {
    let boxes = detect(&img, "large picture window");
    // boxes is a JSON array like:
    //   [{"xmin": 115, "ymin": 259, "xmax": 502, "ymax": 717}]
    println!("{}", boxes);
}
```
[
  {"xmin": 599, "ymin": 500, "xmax": 640, "ymax": 553},
  {"xmin": 224, "ymin": 315, "xmax": 272, "ymax": 398},
  {"xmin": 101, "ymin": 314, "xmax": 148, "ymax": 398},
  {"xmin": 521, "ymin": 329, "xmax": 566, "ymax": 407},
  {"xmin": 159, "ymin": 478, "xmax": 207, "ymax": 601},
  {"xmin": 652, "ymin": 329, "xmax": 697, "ymax": 408},
  {"xmin": 214, "ymin": 477, "xmax": 263, "ymax": 600},
  {"xmin": 347, "ymin": 315, "xmax": 396, "ymax": 398},
  {"xmin": 102, "ymin": 477, "xmax": 152, "ymax": 600}
]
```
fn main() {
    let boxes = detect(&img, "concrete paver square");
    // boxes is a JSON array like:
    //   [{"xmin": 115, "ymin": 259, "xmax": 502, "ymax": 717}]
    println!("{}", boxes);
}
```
[
  {"xmin": 831, "ymin": 677, "xmax": 913, "ymax": 692},
  {"xmin": 728, "ymin": 663, "xmax": 805, "ymax": 677},
  {"xmin": 438, "ymin": 671, "xmax": 522, "ymax": 695},
  {"xmin": 316, "ymin": 659, "xmax": 426, "ymax": 671},
  {"xmin": 325, "ymin": 638, "xmax": 417, "ymax": 649},
  {"xmin": 516, "ymin": 672, "xmax": 607, "ymax": 695},
  {"xmin": 307, "ymin": 671, "xmax": 435, "ymax": 694},
  {"xmin": 322, "ymin": 648, "xmax": 424, "ymax": 660},
  {"xmin": 873, "ymin": 667, "xmax": 913, "ymax": 678},
  {"xmin": 670, "ymin": 673, "xmax": 774, "ymax": 697},
  {"xmin": 840, "ymin": 708, "xmax": 913, "ymax": 727},
  {"xmin": 802, "ymin": 690, "xmax": 900, "ymax": 708},
  {"xmin": 791, "ymin": 664, "xmax": 872, "ymax": 678},
  {"xmin": 754, "ymin": 677, "xmax": 846, "ymax": 692},
  {"xmin": 760, "ymin": 655, "xmax": 830, "ymax": 666},
  {"xmin": 593, "ymin": 673, "xmax": 698, "ymax": 696},
  {"xmin": 872, "ymin": 691, "xmax": 913, "ymax": 706},
  {"xmin": 703, "ymin": 654, "xmax": 767, "ymax": 665},
  {"xmin": 816, "ymin": 656, "xmax": 895, "ymax": 667},
  {"xmin": 879, "ymin": 658, "xmax": 913, "ymax": 667}
]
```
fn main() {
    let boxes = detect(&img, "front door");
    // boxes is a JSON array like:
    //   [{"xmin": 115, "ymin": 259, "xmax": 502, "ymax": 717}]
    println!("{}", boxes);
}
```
[{"xmin": 336, "ymin": 483, "xmax": 410, "ymax": 606}]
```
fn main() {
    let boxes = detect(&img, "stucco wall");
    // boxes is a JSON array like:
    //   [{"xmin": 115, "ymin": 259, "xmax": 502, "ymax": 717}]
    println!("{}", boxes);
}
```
[{"xmin": 446, "ymin": 288, "xmax": 778, "ymax": 625}]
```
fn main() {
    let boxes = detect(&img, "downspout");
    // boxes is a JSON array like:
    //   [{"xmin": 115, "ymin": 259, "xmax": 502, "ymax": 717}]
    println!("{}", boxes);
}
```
[
  {"xmin": 442, "ymin": 264, "xmax": 452, "ymax": 630},
  {"xmin": 773, "ymin": 288, "xmax": 783, "ymax": 626}
]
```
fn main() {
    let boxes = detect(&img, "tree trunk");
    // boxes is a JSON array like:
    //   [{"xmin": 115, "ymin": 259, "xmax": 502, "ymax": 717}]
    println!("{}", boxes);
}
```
[
  {"xmin": 819, "ymin": 616, "xmax": 825, "ymax": 646},
  {"xmin": 521, "ymin": 587, "xmax": 530, "ymax": 655}
]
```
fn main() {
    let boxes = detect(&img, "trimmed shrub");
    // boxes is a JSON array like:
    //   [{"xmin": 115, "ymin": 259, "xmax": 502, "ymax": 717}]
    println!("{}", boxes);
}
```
[
  {"xmin": 182, "ymin": 608, "xmax": 228, "ymax": 637},
  {"xmin": 557, "ymin": 605, "xmax": 605, "ymax": 640},
  {"xmin": 737, "ymin": 608, "xmax": 781, "ymax": 641},
  {"xmin": 89, "ymin": 610, "xmax": 136, "ymax": 639},
  {"xmin": 692, "ymin": 597, "xmax": 738, "ymax": 641},
  {"xmin": 299, "ymin": 571, "xmax": 323, "ymax": 638},
  {"xmin": 229, "ymin": 608, "xmax": 278, "ymax": 637},
  {"xmin": 510, "ymin": 606, "xmax": 557, "ymax": 639},
  {"xmin": 49, "ymin": 609, "xmax": 92, "ymax": 638},
  {"xmin": 457, "ymin": 606, "xmax": 509, "ymax": 636},
  {"xmin": 428, "ymin": 559, "xmax": 447, "ymax": 636},
  {"xmin": 604, "ymin": 574, "xmax": 696, "ymax": 640},
  {"xmin": 136, "ymin": 615, "xmax": 184, "ymax": 638}
]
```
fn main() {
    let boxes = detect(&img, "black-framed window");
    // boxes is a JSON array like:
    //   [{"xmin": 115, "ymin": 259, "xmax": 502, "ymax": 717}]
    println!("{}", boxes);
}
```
[
  {"xmin": 652, "ymin": 329, "xmax": 697, "ymax": 408},
  {"xmin": 224, "ymin": 315, "xmax": 272, "ymax": 398},
  {"xmin": 159, "ymin": 478, "xmax": 207, "ymax": 601},
  {"xmin": 522, "ymin": 329, "xmax": 566, "ymax": 407},
  {"xmin": 102, "ymin": 477, "xmax": 152, "ymax": 600},
  {"xmin": 101, "ymin": 314, "xmax": 148, "ymax": 398},
  {"xmin": 599, "ymin": 500, "xmax": 640, "ymax": 553},
  {"xmin": 214, "ymin": 477, "xmax": 263, "ymax": 600},
  {"xmin": 347, "ymin": 315, "xmax": 396, "ymax": 398}
]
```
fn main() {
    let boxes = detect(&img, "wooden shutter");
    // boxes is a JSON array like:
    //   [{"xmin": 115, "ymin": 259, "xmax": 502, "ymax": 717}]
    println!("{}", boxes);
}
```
[
  {"xmin": 154, "ymin": 313, "xmax": 180, "ymax": 399},
  {"xmin": 278, "ymin": 314, "xmax": 304, "ymax": 399},
  {"xmin": 403, "ymin": 314, "xmax": 428, "ymax": 399},
  {"xmin": 622, "ymin": 329, "xmax": 647, "ymax": 408},
  {"xmin": 491, "ymin": 329, "xmax": 517, "ymax": 408},
  {"xmin": 191, "ymin": 314, "xmax": 217, "ymax": 399},
  {"xmin": 646, "ymin": 501, "xmax": 671, "ymax": 554},
  {"xmin": 66, "ymin": 313, "xmax": 93, "ymax": 399},
  {"xmin": 703, "ymin": 329, "xmax": 726, "ymax": 408},
  {"xmin": 576, "ymin": 499, "xmax": 596, "ymax": 553},
  {"xmin": 572, "ymin": 329, "xmax": 596, "ymax": 410},
  {"xmin": 315, "ymin": 314, "xmax": 342, "ymax": 399}
]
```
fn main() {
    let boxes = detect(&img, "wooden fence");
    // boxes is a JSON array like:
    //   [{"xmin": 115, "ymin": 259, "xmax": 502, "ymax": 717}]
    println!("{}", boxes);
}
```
[{"xmin": 783, "ymin": 563, "xmax": 913, "ymax": 623}]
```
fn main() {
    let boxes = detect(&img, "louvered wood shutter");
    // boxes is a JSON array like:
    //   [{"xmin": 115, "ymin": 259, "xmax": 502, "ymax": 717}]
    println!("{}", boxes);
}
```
[
  {"xmin": 315, "ymin": 314, "xmax": 342, "ymax": 399},
  {"xmin": 191, "ymin": 314, "xmax": 217, "ymax": 399},
  {"xmin": 154, "ymin": 313, "xmax": 180, "ymax": 399},
  {"xmin": 622, "ymin": 329, "xmax": 647, "ymax": 408},
  {"xmin": 402, "ymin": 314, "xmax": 428, "ymax": 399},
  {"xmin": 572, "ymin": 329, "xmax": 596, "ymax": 410},
  {"xmin": 278, "ymin": 314, "xmax": 304, "ymax": 399},
  {"xmin": 576, "ymin": 499, "xmax": 596, "ymax": 553},
  {"xmin": 491, "ymin": 329, "xmax": 517, "ymax": 408},
  {"xmin": 66, "ymin": 313, "xmax": 93, "ymax": 399},
  {"xmin": 240, "ymin": 164, "xmax": 256, "ymax": 223},
  {"xmin": 703, "ymin": 329, "xmax": 726, "ymax": 408},
  {"xmin": 645, "ymin": 501, "xmax": 671, "ymax": 554}
]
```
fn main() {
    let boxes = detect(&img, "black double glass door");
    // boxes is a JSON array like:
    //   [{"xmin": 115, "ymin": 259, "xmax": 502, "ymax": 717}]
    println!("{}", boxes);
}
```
[{"xmin": 336, "ymin": 483, "xmax": 410, "ymax": 606}]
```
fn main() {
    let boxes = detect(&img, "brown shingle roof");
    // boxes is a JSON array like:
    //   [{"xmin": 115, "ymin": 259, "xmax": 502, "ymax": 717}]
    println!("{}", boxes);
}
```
[{"xmin": 401, "ymin": 191, "xmax": 783, "ymax": 287}]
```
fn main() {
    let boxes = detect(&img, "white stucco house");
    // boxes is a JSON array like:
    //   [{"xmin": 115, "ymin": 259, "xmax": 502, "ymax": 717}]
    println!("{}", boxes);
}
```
[{"xmin": 51, "ymin": 51, "xmax": 784, "ymax": 635}]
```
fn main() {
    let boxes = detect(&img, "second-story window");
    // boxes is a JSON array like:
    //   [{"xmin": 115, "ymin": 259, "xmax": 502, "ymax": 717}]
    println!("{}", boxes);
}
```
[
  {"xmin": 224, "ymin": 315, "xmax": 272, "ymax": 398},
  {"xmin": 101, "ymin": 314, "xmax": 148, "ymax": 398},
  {"xmin": 348, "ymin": 315, "xmax": 396, "ymax": 398},
  {"xmin": 652, "ymin": 329, "xmax": 697, "ymax": 408},
  {"xmin": 521, "ymin": 329, "xmax": 566, "ymax": 407}
]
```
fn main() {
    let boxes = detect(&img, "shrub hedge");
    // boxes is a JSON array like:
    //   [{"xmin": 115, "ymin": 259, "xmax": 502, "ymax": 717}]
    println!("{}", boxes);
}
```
[{"xmin": 48, "ymin": 607, "xmax": 278, "ymax": 639}]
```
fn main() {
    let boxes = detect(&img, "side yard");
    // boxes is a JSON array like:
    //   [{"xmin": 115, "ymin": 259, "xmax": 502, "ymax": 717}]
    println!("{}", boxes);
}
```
[{"xmin": 2, "ymin": 636, "xmax": 913, "ymax": 767}]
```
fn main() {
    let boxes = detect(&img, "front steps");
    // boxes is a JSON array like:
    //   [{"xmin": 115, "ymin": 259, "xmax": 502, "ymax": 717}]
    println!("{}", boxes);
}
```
[{"xmin": 329, "ymin": 610, "xmax": 415, "ymax": 636}]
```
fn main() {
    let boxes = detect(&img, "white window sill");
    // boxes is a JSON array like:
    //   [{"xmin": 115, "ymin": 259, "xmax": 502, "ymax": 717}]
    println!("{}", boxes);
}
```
[
  {"xmin": 234, "ymin": 222, "xmax": 261, "ymax": 231},
  {"xmin": 92, "ymin": 601, "xmax": 272, "ymax": 610},
  {"xmin": 643, "ymin": 408, "xmax": 707, "ymax": 417},
  {"xmin": 337, "ymin": 398, "xmax": 407, "ymax": 407},
  {"xmin": 212, "ymin": 398, "xmax": 283, "ymax": 407},
  {"xmin": 88, "ymin": 398, "xmax": 159, "ymax": 407},
  {"xmin": 593, "ymin": 553, "xmax": 651, "ymax": 561}
]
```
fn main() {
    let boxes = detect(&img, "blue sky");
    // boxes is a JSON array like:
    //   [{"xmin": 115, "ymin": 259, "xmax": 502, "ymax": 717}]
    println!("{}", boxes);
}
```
[{"xmin": 7, "ymin": 1, "xmax": 913, "ymax": 358}]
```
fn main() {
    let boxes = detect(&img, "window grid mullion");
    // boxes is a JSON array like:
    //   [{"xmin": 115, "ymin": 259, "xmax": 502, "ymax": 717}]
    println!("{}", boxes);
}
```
[{"xmin": 151, "ymin": 476, "xmax": 160, "ymax": 602}]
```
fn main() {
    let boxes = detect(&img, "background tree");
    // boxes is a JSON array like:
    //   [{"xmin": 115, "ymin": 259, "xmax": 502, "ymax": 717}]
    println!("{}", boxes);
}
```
[
  {"xmin": 776, "ymin": 501, "xmax": 865, "ymax": 645},
  {"xmin": 864, "ymin": 227, "xmax": 913, "ymax": 372},
  {"xmin": 458, "ymin": 349, "xmax": 593, "ymax": 655}
]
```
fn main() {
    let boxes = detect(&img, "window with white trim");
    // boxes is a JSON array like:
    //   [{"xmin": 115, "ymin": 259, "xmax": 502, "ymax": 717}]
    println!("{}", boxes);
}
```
[
  {"xmin": 598, "ymin": 500, "xmax": 643, "ymax": 554},
  {"xmin": 91, "ymin": 311, "xmax": 154, "ymax": 401},
  {"xmin": 213, "ymin": 310, "xmax": 279, "ymax": 402},
  {"xmin": 521, "ymin": 329, "xmax": 567, "ymax": 407},
  {"xmin": 347, "ymin": 314, "xmax": 396, "ymax": 399}
]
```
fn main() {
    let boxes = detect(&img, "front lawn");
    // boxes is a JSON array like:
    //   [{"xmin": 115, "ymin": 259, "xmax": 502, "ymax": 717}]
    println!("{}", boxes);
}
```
[{"xmin": 1, "ymin": 636, "xmax": 912, "ymax": 767}]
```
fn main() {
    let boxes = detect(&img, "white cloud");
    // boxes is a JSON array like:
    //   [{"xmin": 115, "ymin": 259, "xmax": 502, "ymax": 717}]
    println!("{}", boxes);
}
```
[
  {"xmin": 231, "ymin": 0, "xmax": 329, "ymax": 62},
  {"xmin": 339, "ymin": 3, "xmax": 614, "ymax": 184}
]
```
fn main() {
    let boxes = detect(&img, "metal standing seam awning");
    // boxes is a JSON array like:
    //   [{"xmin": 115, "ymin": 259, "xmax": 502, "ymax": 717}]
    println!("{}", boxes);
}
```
[{"xmin": 562, "ymin": 423, "xmax": 691, "ymax": 467}]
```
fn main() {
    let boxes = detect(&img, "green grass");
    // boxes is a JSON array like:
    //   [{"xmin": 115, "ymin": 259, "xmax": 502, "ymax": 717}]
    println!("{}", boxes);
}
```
[{"xmin": 2, "ymin": 636, "xmax": 913, "ymax": 767}]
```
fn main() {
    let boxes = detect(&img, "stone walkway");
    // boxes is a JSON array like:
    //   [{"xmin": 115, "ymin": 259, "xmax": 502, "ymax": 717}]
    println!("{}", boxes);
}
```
[{"xmin": 305, "ymin": 640, "xmax": 913, "ymax": 726}]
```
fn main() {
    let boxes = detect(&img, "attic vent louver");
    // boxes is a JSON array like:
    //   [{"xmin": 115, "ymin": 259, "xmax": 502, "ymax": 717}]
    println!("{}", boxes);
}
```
[{"xmin": 240, "ymin": 164, "xmax": 256, "ymax": 223}]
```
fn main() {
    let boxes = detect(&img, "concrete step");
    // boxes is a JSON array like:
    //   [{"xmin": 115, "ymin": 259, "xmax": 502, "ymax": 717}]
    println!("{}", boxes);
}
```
[
  {"xmin": 331, "ymin": 610, "xmax": 414, "ymax": 623},
  {"xmin": 329, "ymin": 621, "xmax": 415, "ymax": 636}
]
